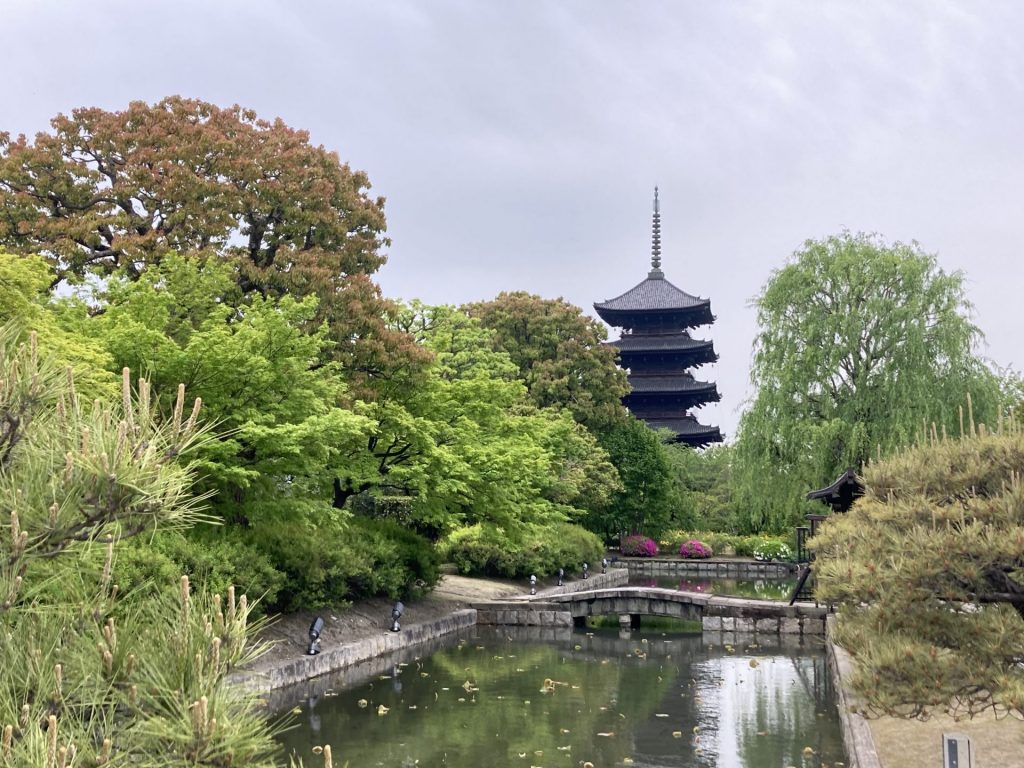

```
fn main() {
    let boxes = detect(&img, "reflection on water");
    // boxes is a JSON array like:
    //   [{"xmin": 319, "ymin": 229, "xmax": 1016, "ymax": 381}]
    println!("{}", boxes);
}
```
[
  {"xmin": 630, "ymin": 576, "xmax": 798, "ymax": 601},
  {"xmin": 273, "ymin": 626, "xmax": 844, "ymax": 768}
]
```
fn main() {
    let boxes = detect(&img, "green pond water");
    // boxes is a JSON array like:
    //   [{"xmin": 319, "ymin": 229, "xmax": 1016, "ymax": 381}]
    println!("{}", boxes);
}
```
[
  {"xmin": 629, "ymin": 576, "xmax": 799, "ymax": 601},
  {"xmin": 272, "ymin": 626, "xmax": 845, "ymax": 768}
]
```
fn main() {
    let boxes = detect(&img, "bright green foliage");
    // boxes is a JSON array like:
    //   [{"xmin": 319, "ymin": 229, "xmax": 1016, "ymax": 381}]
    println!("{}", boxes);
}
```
[
  {"xmin": 464, "ymin": 291, "xmax": 630, "ymax": 431},
  {"xmin": 90, "ymin": 256, "xmax": 374, "ymax": 518},
  {"xmin": 665, "ymin": 443, "xmax": 738, "ymax": 532},
  {"xmin": 586, "ymin": 418, "xmax": 677, "ymax": 541},
  {"xmin": 0, "ymin": 253, "xmax": 113, "ymax": 396},
  {"xmin": 735, "ymin": 232, "xmax": 1003, "ymax": 533},
  {"xmin": 814, "ymin": 420, "xmax": 1024, "ymax": 718},
  {"xmin": 368, "ymin": 303, "xmax": 621, "ymax": 535},
  {"xmin": 0, "ymin": 329, "xmax": 280, "ymax": 766},
  {"xmin": 441, "ymin": 522, "xmax": 604, "ymax": 579}
]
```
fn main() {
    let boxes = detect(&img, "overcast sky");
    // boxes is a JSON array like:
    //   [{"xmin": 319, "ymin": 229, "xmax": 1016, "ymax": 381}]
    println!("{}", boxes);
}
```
[{"xmin": 3, "ymin": 1, "xmax": 1022, "ymax": 437}]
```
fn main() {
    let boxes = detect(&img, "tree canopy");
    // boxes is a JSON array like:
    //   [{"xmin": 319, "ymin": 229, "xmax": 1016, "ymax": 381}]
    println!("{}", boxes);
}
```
[
  {"xmin": 464, "ymin": 291, "xmax": 630, "ymax": 431},
  {"xmin": 814, "ymin": 419, "xmax": 1024, "ymax": 719},
  {"xmin": 734, "ymin": 232, "xmax": 1003, "ymax": 532},
  {"xmin": 0, "ymin": 96, "xmax": 430, "ymax": 399}
]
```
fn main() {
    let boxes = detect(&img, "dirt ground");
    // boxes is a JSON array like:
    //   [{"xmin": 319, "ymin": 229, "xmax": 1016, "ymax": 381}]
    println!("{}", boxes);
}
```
[
  {"xmin": 870, "ymin": 709, "xmax": 1024, "ymax": 768},
  {"xmin": 251, "ymin": 575, "xmax": 524, "ymax": 667}
]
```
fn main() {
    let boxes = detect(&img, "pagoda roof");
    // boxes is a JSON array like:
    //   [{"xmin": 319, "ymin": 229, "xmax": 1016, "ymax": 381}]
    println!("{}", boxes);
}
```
[
  {"xmin": 611, "ymin": 334, "xmax": 714, "ymax": 354},
  {"xmin": 627, "ymin": 374, "xmax": 719, "ymax": 395},
  {"xmin": 643, "ymin": 417, "xmax": 724, "ymax": 448},
  {"xmin": 595, "ymin": 271, "xmax": 710, "ymax": 314}
]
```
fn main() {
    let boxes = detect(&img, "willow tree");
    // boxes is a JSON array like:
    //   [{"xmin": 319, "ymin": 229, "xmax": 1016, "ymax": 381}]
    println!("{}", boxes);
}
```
[
  {"xmin": 734, "ymin": 232, "xmax": 1002, "ymax": 532},
  {"xmin": 814, "ymin": 419, "xmax": 1024, "ymax": 719},
  {"xmin": 0, "ymin": 328, "xmax": 279, "ymax": 766}
]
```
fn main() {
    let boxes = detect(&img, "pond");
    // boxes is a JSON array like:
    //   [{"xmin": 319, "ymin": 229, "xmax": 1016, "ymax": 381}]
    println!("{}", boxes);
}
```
[
  {"xmin": 629, "ymin": 575, "xmax": 799, "ymax": 602},
  {"xmin": 273, "ymin": 626, "xmax": 845, "ymax": 768}
]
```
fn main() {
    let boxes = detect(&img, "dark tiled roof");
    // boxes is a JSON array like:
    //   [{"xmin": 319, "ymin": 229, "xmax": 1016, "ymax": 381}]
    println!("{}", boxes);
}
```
[
  {"xmin": 595, "ymin": 272, "xmax": 709, "ymax": 312},
  {"xmin": 611, "ymin": 334, "xmax": 714, "ymax": 353},
  {"xmin": 627, "ymin": 374, "xmax": 718, "ymax": 393},
  {"xmin": 644, "ymin": 417, "xmax": 722, "ymax": 436},
  {"xmin": 643, "ymin": 416, "xmax": 723, "ymax": 446}
]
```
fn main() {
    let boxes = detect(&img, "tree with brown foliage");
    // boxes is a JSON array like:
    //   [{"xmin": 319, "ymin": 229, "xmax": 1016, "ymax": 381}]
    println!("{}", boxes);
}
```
[{"xmin": 0, "ymin": 96, "xmax": 430, "ymax": 398}]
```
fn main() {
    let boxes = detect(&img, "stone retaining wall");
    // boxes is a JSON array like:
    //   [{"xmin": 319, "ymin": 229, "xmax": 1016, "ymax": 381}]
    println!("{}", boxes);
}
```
[
  {"xmin": 229, "ymin": 609, "xmax": 477, "ymax": 694},
  {"xmin": 622, "ymin": 557, "xmax": 797, "ymax": 579},
  {"xmin": 826, "ymin": 615, "xmax": 882, "ymax": 768}
]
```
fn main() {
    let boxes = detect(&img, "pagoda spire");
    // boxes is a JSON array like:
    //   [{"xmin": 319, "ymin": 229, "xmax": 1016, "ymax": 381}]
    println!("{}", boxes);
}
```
[{"xmin": 650, "ymin": 186, "xmax": 663, "ymax": 277}]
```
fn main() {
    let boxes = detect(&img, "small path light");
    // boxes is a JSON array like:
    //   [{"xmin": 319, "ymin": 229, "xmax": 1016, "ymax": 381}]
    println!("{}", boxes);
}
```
[
  {"xmin": 307, "ymin": 616, "xmax": 324, "ymax": 655},
  {"xmin": 529, "ymin": 574, "xmax": 537, "ymax": 595},
  {"xmin": 390, "ymin": 601, "xmax": 404, "ymax": 632},
  {"xmin": 582, "ymin": 562, "xmax": 589, "ymax": 580},
  {"xmin": 557, "ymin": 568, "xmax": 564, "ymax": 587},
  {"xmin": 602, "ymin": 557, "xmax": 609, "ymax": 574}
]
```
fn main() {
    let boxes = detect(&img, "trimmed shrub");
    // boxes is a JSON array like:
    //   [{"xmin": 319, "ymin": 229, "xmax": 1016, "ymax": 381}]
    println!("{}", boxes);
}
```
[
  {"xmin": 678, "ymin": 540, "xmax": 713, "ymax": 559},
  {"xmin": 621, "ymin": 535, "xmax": 659, "ymax": 558},
  {"xmin": 246, "ymin": 513, "xmax": 440, "ymax": 611},
  {"xmin": 115, "ymin": 529, "xmax": 287, "ymax": 606},
  {"xmin": 442, "ymin": 522, "xmax": 603, "ymax": 579},
  {"xmin": 753, "ymin": 539, "xmax": 793, "ymax": 562}
]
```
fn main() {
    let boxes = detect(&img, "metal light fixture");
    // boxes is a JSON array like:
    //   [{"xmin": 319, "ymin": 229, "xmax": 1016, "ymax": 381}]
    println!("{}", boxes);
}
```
[
  {"xmin": 582, "ymin": 562, "xmax": 589, "ymax": 580},
  {"xmin": 602, "ymin": 557, "xmax": 609, "ymax": 574},
  {"xmin": 390, "ymin": 601, "xmax": 404, "ymax": 632},
  {"xmin": 557, "ymin": 568, "xmax": 564, "ymax": 587},
  {"xmin": 529, "ymin": 574, "xmax": 537, "ymax": 595},
  {"xmin": 307, "ymin": 616, "xmax": 324, "ymax": 655}
]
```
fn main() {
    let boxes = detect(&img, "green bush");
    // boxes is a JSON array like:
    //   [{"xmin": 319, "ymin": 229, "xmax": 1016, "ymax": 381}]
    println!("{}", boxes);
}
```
[
  {"xmin": 115, "ymin": 529, "xmax": 287, "ymax": 606},
  {"xmin": 753, "ymin": 539, "xmax": 794, "ymax": 562},
  {"xmin": 659, "ymin": 529, "xmax": 794, "ymax": 559},
  {"xmin": 442, "ymin": 522, "xmax": 603, "ymax": 579},
  {"xmin": 249, "ymin": 514, "xmax": 441, "ymax": 611}
]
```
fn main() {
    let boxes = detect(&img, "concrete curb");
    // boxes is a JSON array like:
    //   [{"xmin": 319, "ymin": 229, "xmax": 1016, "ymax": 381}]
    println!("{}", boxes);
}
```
[
  {"xmin": 826, "ymin": 615, "xmax": 883, "ymax": 768},
  {"xmin": 229, "ymin": 608, "xmax": 477, "ymax": 694}
]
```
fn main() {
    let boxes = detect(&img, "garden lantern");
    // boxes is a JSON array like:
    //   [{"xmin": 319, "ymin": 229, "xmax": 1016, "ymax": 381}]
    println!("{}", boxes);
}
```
[{"xmin": 307, "ymin": 616, "xmax": 324, "ymax": 655}]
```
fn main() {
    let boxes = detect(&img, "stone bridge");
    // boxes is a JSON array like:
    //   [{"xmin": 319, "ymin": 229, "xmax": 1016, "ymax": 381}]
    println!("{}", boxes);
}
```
[{"xmin": 474, "ymin": 586, "xmax": 826, "ymax": 635}]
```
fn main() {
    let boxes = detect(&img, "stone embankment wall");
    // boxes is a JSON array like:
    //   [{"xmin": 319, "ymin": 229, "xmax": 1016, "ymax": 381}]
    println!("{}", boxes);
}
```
[
  {"xmin": 826, "ymin": 616, "xmax": 883, "ymax": 768},
  {"xmin": 231, "ymin": 609, "xmax": 477, "ymax": 694},
  {"xmin": 622, "ymin": 557, "xmax": 797, "ymax": 579}
]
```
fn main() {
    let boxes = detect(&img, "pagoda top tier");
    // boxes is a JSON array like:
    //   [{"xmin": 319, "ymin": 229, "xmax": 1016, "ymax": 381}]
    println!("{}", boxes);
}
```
[{"xmin": 593, "ymin": 187, "xmax": 714, "ymax": 329}]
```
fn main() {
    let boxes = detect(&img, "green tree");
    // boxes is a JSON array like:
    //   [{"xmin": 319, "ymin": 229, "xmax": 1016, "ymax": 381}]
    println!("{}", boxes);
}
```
[
  {"xmin": 734, "ymin": 232, "xmax": 1003, "ymax": 533},
  {"xmin": 587, "ymin": 418, "xmax": 677, "ymax": 540},
  {"xmin": 464, "ymin": 291, "xmax": 630, "ymax": 431},
  {"xmin": 0, "ymin": 96, "xmax": 431, "ymax": 401},
  {"xmin": 665, "ymin": 443, "xmax": 738, "ymax": 532},
  {"xmin": 90, "ymin": 255, "xmax": 373, "ymax": 522},
  {"xmin": 374, "ymin": 302, "xmax": 620, "ymax": 533},
  {"xmin": 0, "ymin": 328, "xmax": 279, "ymax": 766},
  {"xmin": 814, "ymin": 420, "xmax": 1024, "ymax": 719},
  {"xmin": 0, "ymin": 252, "xmax": 113, "ymax": 395}
]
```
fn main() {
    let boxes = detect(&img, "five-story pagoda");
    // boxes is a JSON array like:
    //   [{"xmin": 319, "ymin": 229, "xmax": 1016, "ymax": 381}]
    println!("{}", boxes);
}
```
[{"xmin": 594, "ymin": 189, "xmax": 723, "ymax": 447}]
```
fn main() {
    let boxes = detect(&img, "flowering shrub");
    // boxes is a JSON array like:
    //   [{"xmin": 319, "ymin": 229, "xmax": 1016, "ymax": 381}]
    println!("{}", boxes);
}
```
[
  {"xmin": 621, "ymin": 535, "xmax": 659, "ymax": 557},
  {"xmin": 753, "ymin": 540, "xmax": 793, "ymax": 562},
  {"xmin": 678, "ymin": 540, "xmax": 713, "ymax": 559}
]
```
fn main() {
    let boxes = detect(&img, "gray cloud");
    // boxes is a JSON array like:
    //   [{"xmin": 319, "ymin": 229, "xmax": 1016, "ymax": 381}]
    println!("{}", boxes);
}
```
[{"xmin": 3, "ymin": 0, "xmax": 1022, "ymax": 437}]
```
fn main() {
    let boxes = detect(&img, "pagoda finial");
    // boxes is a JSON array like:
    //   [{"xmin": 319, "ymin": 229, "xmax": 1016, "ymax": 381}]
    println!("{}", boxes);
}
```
[{"xmin": 650, "ymin": 186, "xmax": 663, "ymax": 275}]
